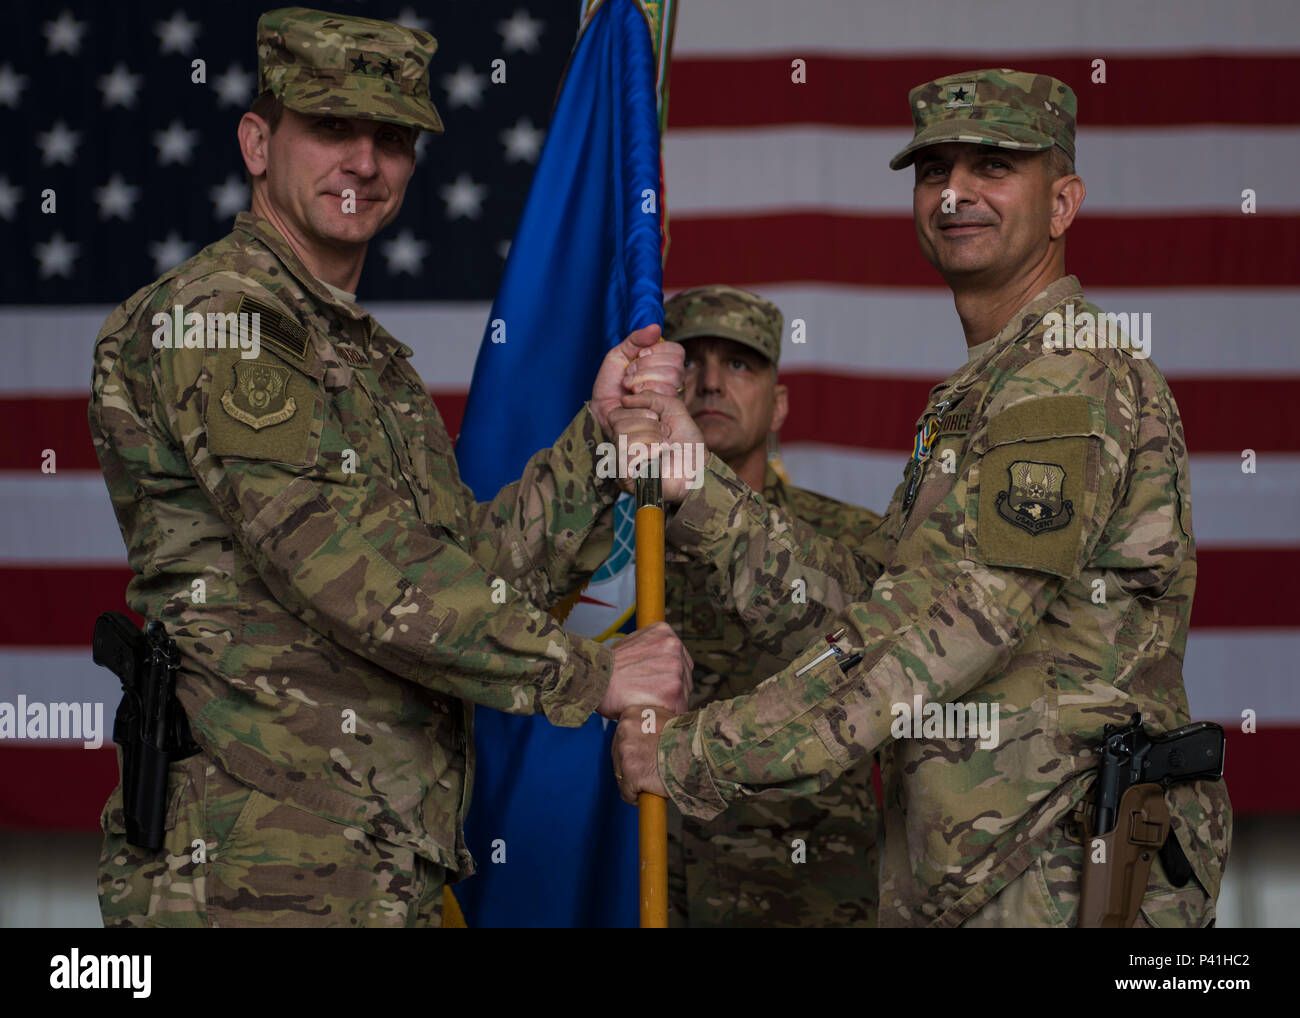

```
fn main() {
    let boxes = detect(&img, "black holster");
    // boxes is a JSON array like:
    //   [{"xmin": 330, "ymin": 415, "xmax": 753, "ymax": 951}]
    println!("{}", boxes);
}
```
[{"xmin": 93, "ymin": 612, "xmax": 201, "ymax": 851}]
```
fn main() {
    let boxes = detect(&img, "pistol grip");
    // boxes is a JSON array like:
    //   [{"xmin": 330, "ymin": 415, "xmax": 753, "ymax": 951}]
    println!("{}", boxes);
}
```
[{"xmin": 1079, "ymin": 783, "xmax": 1171, "ymax": 928}]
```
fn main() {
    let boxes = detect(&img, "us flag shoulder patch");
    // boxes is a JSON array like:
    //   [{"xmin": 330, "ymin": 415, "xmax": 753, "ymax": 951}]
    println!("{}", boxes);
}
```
[{"xmin": 237, "ymin": 294, "xmax": 310, "ymax": 361}]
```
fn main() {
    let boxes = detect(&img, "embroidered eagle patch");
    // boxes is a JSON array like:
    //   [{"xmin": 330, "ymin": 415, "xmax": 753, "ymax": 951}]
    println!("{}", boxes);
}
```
[
  {"xmin": 994, "ymin": 459, "xmax": 1074, "ymax": 535},
  {"xmin": 220, "ymin": 361, "xmax": 297, "ymax": 430}
]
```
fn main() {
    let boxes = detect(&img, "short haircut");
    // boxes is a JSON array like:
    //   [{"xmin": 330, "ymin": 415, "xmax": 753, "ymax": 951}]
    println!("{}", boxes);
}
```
[
  {"xmin": 1043, "ymin": 145, "xmax": 1076, "ymax": 181},
  {"xmin": 248, "ymin": 91, "xmax": 286, "ymax": 132},
  {"xmin": 243, "ymin": 93, "xmax": 284, "ymax": 190}
]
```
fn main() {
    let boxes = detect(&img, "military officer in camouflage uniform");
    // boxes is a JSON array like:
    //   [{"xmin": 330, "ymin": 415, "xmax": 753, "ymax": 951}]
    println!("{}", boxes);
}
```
[
  {"xmin": 660, "ymin": 285, "xmax": 884, "ymax": 927},
  {"xmin": 89, "ymin": 7, "xmax": 691, "ymax": 927},
  {"xmin": 611, "ymin": 69, "xmax": 1231, "ymax": 927}
]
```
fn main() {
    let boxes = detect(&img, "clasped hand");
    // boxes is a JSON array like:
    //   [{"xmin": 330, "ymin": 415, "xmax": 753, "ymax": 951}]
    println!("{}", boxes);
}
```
[
  {"xmin": 589, "ymin": 324, "xmax": 704, "ymax": 503},
  {"xmin": 589, "ymin": 325, "xmax": 695, "ymax": 798}
]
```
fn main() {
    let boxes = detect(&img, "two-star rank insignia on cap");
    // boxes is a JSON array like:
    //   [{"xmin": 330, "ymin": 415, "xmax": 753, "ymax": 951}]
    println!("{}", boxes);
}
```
[
  {"xmin": 995, "ymin": 460, "xmax": 1074, "ymax": 535},
  {"xmin": 345, "ymin": 50, "xmax": 399, "ymax": 81}
]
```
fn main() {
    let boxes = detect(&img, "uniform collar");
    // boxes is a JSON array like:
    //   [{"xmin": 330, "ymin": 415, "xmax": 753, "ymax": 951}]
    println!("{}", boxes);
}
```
[
  {"xmin": 233, "ymin": 212, "xmax": 414, "ymax": 360},
  {"xmin": 943, "ymin": 274, "xmax": 1084, "ymax": 396},
  {"xmin": 975, "ymin": 273, "xmax": 1082, "ymax": 367},
  {"xmin": 762, "ymin": 462, "xmax": 792, "ymax": 509}
]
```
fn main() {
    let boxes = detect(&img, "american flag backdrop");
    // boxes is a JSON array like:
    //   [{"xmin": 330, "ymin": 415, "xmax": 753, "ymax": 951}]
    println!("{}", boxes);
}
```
[{"xmin": 2, "ymin": 0, "xmax": 1298, "ymax": 844}]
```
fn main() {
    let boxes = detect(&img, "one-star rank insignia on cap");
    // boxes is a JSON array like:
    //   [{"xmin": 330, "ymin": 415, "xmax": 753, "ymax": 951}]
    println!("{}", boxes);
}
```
[
  {"xmin": 220, "ymin": 361, "xmax": 297, "ymax": 430},
  {"xmin": 995, "ymin": 459, "xmax": 1074, "ymax": 535},
  {"xmin": 944, "ymin": 82, "xmax": 976, "ymax": 109}
]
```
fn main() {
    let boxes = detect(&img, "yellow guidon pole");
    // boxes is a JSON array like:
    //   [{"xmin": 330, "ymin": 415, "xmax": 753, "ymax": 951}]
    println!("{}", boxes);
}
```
[{"xmin": 634, "ymin": 473, "xmax": 668, "ymax": 928}]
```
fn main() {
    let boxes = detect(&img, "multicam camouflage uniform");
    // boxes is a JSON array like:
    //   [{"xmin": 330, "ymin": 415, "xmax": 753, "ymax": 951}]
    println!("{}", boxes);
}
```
[
  {"xmin": 667, "ymin": 465, "xmax": 885, "ymax": 927},
  {"xmin": 660, "ymin": 285, "xmax": 885, "ymax": 926},
  {"xmin": 657, "ymin": 274, "xmax": 1232, "ymax": 928},
  {"xmin": 90, "ymin": 9, "xmax": 618, "ymax": 927},
  {"xmin": 653, "ymin": 70, "xmax": 1231, "ymax": 928}
]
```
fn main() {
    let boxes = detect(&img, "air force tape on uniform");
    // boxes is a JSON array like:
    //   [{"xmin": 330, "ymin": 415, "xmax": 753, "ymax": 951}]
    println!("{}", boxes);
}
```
[{"xmin": 642, "ymin": 67, "xmax": 1231, "ymax": 931}]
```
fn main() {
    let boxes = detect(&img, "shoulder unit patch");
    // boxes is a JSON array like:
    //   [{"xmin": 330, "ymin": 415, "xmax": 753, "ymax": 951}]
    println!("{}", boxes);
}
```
[
  {"xmin": 995, "ymin": 460, "xmax": 1074, "ymax": 535},
  {"xmin": 220, "ymin": 361, "xmax": 297, "ymax": 430}
]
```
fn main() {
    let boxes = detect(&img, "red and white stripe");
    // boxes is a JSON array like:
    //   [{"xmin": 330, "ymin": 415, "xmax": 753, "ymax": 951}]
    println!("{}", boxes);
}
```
[
  {"xmin": 2, "ymin": 0, "xmax": 1297, "ymax": 828},
  {"xmin": 659, "ymin": 0, "xmax": 1300, "ymax": 813}
]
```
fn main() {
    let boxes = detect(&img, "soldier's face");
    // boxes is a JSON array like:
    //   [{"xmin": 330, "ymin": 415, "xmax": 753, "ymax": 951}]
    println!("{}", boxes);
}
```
[
  {"xmin": 682, "ymin": 337, "xmax": 787, "ymax": 464},
  {"xmin": 261, "ymin": 108, "xmax": 417, "ymax": 248},
  {"xmin": 911, "ymin": 143, "xmax": 1057, "ymax": 284}
]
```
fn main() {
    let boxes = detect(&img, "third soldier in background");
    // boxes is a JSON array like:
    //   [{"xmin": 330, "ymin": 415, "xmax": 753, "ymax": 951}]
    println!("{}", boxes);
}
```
[{"xmin": 661, "ymin": 285, "xmax": 886, "ymax": 927}]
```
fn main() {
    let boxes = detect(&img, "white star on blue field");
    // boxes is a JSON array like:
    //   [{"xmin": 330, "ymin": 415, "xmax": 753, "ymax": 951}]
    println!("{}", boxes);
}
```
[{"xmin": 5, "ymin": 1, "xmax": 574, "ymax": 302}]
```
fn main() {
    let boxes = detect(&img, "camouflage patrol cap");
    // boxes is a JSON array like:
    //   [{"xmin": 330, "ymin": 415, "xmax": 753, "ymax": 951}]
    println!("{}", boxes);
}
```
[
  {"xmin": 889, "ymin": 68, "xmax": 1075, "ymax": 170},
  {"xmin": 663, "ymin": 285, "xmax": 783, "ymax": 367},
  {"xmin": 257, "ymin": 7, "xmax": 444, "ymax": 133}
]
